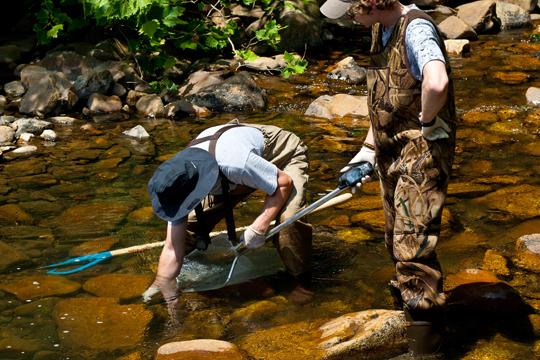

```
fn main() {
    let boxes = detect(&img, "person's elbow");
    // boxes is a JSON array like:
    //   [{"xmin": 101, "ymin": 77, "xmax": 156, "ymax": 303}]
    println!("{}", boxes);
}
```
[
  {"xmin": 423, "ymin": 60, "xmax": 448, "ymax": 97},
  {"xmin": 276, "ymin": 170, "xmax": 293, "ymax": 194}
]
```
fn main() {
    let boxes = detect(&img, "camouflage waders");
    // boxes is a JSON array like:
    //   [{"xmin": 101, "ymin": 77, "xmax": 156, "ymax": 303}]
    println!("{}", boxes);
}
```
[{"xmin": 368, "ymin": 10, "xmax": 457, "ymax": 312}]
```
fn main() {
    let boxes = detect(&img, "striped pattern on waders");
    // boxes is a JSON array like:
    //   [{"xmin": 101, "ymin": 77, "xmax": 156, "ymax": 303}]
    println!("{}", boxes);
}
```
[{"xmin": 368, "ymin": 10, "xmax": 457, "ymax": 312}]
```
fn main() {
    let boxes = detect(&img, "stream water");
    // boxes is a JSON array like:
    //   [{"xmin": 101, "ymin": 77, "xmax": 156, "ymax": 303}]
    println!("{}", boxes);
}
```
[{"xmin": 0, "ymin": 24, "xmax": 539, "ymax": 360}]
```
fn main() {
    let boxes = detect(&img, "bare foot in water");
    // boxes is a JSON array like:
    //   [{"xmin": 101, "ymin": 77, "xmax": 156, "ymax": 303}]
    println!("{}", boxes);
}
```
[{"xmin": 288, "ymin": 285, "xmax": 314, "ymax": 305}]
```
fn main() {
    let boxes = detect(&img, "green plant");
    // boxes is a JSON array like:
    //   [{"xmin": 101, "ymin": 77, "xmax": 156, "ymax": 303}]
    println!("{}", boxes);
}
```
[
  {"xmin": 530, "ymin": 33, "xmax": 540, "ymax": 42},
  {"xmin": 32, "ymin": 0, "xmax": 310, "ymax": 79},
  {"xmin": 280, "ymin": 51, "xmax": 308, "ymax": 78}
]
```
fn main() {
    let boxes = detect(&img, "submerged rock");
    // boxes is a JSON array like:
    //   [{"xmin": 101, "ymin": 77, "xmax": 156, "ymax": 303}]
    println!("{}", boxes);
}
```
[
  {"xmin": 82, "ymin": 274, "xmax": 153, "ymax": 300},
  {"xmin": 0, "ymin": 275, "xmax": 80, "ymax": 301},
  {"xmin": 514, "ymin": 233, "xmax": 540, "ymax": 272},
  {"xmin": 156, "ymin": 339, "xmax": 245, "ymax": 360},
  {"xmin": 53, "ymin": 297, "xmax": 152, "ymax": 351},
  {"xmin": 473, "ymin": 185, "xmax": 540, "ymax": 219}
]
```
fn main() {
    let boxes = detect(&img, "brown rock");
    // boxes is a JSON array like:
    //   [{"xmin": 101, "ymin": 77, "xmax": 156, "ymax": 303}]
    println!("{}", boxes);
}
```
[
  {"xmin": 319, "ymin": 309, "xmax": 407, "ymax": 360},
  {"xmin": 0, "ymin": 203, "xmax": 33, "ymax": 225},
  {"xmin": 238, "ymin": 320, "xmax": 323, "ymax": 360},
  {"xmin": 482, "ymin": 249, "xmax": 510, "ymax": 276},
  {"xmin": 156, "ymin": 340, "xmax": 244, "ymax": 360},
  {"xmin": 53, "ymin": 297, "xmax": 152, "ymax": 351},
  {"xmin": 445, "ymin": 268, "xmax": 502, "ymax": 291},
  {"xmin": 69, "ymin": 236, "xmax": 118, "ymax": 256},
  {"xmin": 473, "ymin": 185, "xmax": 540, "ymax": 219},
  {"xmin": 51, "ymin": 198, "xmax": 136, "ymax": 238},
  {"xmin": 82, "ymin": 273, "xmax": 153, "ymax": 300},
  {"xmin": 336, "ymin": 227, "xmax": 373, "ymax": 244},
  {"xmin": 461, "ymin": 110, "xmax": 498, "ymax": 125},
  {"xmin": 0, "ymin": 275, "xmax": 80, "ymax": 301},
  {"xmin": 514, "ymin": 234, "xmax": 540, "ymax": 272},
  {"xmin": 492, "ymin": 71, "xmax": 529, "ymax": 84},
  {"xmin": 127, "ymin": 206, "xmax": 155, "ymax": 223},
  {"xmin": 0, "ymin": 241, "xmax": 30, "ymax": 271}
]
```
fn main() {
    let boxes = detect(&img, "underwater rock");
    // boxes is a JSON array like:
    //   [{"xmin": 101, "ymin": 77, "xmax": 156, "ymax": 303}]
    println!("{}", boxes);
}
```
[
  {"xmin": 0, "ymin": 275, "xmax": 80, "ymax": 301},
  {"xmin": 156, "ymin": 339, "xmax": 245, "ymax": 360},
  {"xmin": 82, "ymin": 274, "xmax": 153, "ymax": 300},
  {"xmin": 482, "ymin": 249, "xmax": 511, "ymax": 276},
  {"xmin": 53, "ymin": 297, "xmax": 152, "ymax": 351},
  {"xmin": 515, "ymin": 233, "xmax": 540, "ymax": 272}
]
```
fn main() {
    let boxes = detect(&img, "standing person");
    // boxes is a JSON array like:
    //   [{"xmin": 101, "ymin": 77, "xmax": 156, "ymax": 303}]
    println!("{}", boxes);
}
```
[
  {"xmin": 142, "ymin": 119, "xmax": 313, "ymax": 308},
  {"xmin": 320, "ymin": 0, "xmax": 456, "ymax": 358}
]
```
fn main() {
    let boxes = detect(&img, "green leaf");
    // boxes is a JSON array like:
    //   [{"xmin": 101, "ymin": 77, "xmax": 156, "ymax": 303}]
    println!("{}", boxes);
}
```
[
  {"xmin": 47, "ymin": 24, "xmax": 64, "ymax": 39},
  {"xmin": 140, "ymin": 19, "xmax": 159, "ymax": 38},
  {"xmin": 235, "ymin": 49, "xmax": 258, "ymax": 61},
  {"xmin": 179, "ymin": 40, "xmax": 198, "ymax": 50}
]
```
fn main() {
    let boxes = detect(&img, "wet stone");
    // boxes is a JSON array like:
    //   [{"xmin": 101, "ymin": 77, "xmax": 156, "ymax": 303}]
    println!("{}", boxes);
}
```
[
  {"xmin": 473, "ymin": 185, "xmax": 540, "ymax": 219},
  {"xmin": 68, "ymin": 236, "xmax": 119, "ymax": 256},
  {"xmin": 0, "ymin": 275, "xmax": 80, "ymax": 301},
  {"xmin": 15, "ymin": 173, "xmax": 58, "ymax": 188},
  {"xmin": 444, "ymin": 268, "xmax": 502, "ymax": 291},
  {"xmin": 67, "ymin": 149, "xmax": 102, "ymax": 162},
  {"xmin": 1, "ymin": 158, "xmax": 47, "ymax": 177},
  {"xmin": 318, "ymin": 309, "xmax": 407, "ymax": 360},
  {"xmin": 13, "ymin": 297, "xmax": 59, "ymax": 316},
  {"xmin": 336, "ymin": 194, "xmax": 382, "ymax": 211},
  {"xmin": 492, "ymin": 71, "xmax": 529, "ymax": 84},
  {"xmin": 51, "ymin": 198, "xmax": 136, "ymax": 238},
  {"xmin": 488, "ymin": 119, "xmax": 528, "ymax": 135},
  {"xmin": 0, "ymin": 204, "xmax": 33, "ymax": 225},
  {"xmin": 0, "ymin": 241, "xmax": 30, "ymax": 271},
  {"xmin": 0, "ymin": 334, "xmax": 47, "ymax": 358},
  {"xmin": 0, "ymin": 225, "xmax": 53, "ymax": 240},
  {"xmin": 461, "ymin": 110, "xmax": 499, "ymax": 125},
  {"xmin": 336, "ymin": 228, "xmax": 373, "ymax": 244},
  {"xmin": 82, "ymin": 274, "xmax": 153, "ymax": 300},
  {"xmin": 447, "ymin": 181, "xmax": 493, "ymax": 197},
  {"xmin": 350, "ymin": 209, "xmax": 386, "ymax": 232},
  {"xmin": 180, "ymin": 309, "xmax": 230, "ymax": 339},
  {"xmin": 53, "ymin": 297, "xmax": 152, "ymax": 351},
  {"xmin": 318, "ymin": 214, "xmax": 351, "ymax": 227},
  {"xmin": 127, "ymin": 206, "xmax": 155, "ymax": 223},
  {"xmin": 482, "ymin": 249, "xmax": 511, "ymax": 276},
  {"xmin": 514, "ymin": 234, "xmax": 540, "ymax": 272},
  {"xmin": 457, "ymin": 128, "xmax": 507, "ymax": 146},
  {"xmin": 507, "ymin": 219, "xmax": 540, "ymax": 241},
  {"xmin": 156, "ymin": 340, "xmax": 245, "ymax": 360},
  {"xmin": 237, "ymin": 320, "xmax": 323, "ymax": 360},
  {"xmin": 230, "ymin": 299, "xmax": 282, "ymax": 323}
]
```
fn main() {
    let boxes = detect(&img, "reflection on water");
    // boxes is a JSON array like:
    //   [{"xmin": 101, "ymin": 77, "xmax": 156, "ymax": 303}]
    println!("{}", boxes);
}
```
[{"xmin": 0, "ymin": 27, "xmax": 539, "ymax": 359}]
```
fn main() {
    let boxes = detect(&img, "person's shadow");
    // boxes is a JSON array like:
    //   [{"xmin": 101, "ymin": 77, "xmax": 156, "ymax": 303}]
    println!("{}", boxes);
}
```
[{"xmin": 443, "ymin": 282, "xmax": 536, "ymax": 358}]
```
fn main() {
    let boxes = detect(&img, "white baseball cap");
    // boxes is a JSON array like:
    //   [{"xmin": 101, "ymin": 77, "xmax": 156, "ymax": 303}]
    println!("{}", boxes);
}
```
[{"xmin": 320, "ymin": 0, "xmax": 353, "ymax": 19}]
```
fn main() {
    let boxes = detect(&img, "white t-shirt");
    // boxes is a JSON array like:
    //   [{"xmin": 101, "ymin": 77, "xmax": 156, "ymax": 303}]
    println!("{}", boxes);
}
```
[
  {"xmin": 191, "ymin": 125, "xmax": 278, "ymax": 195},
  {"xmin": 381, "ymin": 5, "xmax": 445, "ymax": 81}
]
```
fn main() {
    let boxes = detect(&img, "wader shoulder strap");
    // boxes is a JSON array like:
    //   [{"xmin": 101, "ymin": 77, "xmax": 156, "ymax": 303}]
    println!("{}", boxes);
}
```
[{"xmin": 188, "ymin": 123, "xmax": 244, "ymax": 247}]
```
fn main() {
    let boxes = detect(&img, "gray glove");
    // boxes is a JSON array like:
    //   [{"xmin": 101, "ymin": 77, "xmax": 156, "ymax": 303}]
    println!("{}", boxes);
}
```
[
  {"xmin": 240, "ymin": 225, "xmax": 266, "ymax": 249},
  {"xmin": 421, "ymin": 116, "xmax": 450, "ymax": 141},
  {"xmin": 340, "ymin": 145, "xmax": 376, "ymax": 193}
]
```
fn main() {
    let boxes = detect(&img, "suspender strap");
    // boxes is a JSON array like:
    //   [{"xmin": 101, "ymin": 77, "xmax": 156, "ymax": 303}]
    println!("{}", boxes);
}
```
[
  {"xmin": 187, "ymin": 124, "xmax": 244, "ymax": 154},
  {"xmin": 220, "ymin": 174, "xmax": 238, "ymax": 244},
  {"xmin": 194, "ymin": 203, "xmax": 211, "ymax": 250}
]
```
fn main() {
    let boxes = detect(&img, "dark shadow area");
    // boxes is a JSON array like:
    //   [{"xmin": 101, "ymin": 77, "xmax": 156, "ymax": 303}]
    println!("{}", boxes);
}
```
[{"xmin": 443, "ymin": 282, "xmax": 536, "ymax": 359}]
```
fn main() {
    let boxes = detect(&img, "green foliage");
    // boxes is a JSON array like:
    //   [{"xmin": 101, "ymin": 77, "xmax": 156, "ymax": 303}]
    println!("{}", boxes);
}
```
[
  {"xmin": 530, "ymin": 34, "xmax": 540, "ymax": 42},
  {"xmin": 280, "ymin": 51, "xmax": 308, "ymax": 79},
  {"xmin": 235, "ymin": 49, "xmax": 258, "ymax": 61},
  {"xmin": 32, "ymin": 0, "xmax": 310, "ymax": 79},
  {"xmin": 149, "ymin": 77, "xmax": 179, "ymax": 94}
]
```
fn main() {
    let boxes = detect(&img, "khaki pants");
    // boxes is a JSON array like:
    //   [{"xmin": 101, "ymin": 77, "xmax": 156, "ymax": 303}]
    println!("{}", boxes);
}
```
[{"xmin": 188, "ymin": 124, "xmax": 312, "ymax": 278}]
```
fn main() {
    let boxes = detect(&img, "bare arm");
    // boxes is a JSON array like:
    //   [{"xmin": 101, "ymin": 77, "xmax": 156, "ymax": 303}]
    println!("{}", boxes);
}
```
[
  {"xmin": 419, "ymin": 60, "xmax": 448, "ymax": 123},
  {"xmin": 156, "ymin": 220, "xmax": 187, "ymax": 281},
  {"xmin": 250, "ymin": 169, "xmax": 293, "ymax": 233}
]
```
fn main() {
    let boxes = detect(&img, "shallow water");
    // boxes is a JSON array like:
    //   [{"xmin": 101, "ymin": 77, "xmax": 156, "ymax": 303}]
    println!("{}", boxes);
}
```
[{"xmin": 0, "ymin": 25, "xmax": 539, "ymax": 359}]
